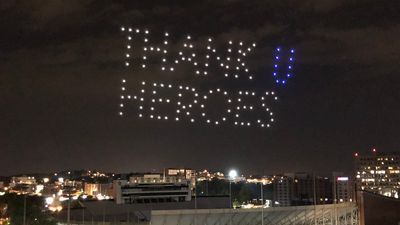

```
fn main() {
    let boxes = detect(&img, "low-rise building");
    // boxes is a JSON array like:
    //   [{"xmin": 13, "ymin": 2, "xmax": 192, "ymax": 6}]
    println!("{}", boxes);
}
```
[
  {"xmin": 166, "ymin": 168, "xmax": 195, "ymax": 180},
  {"xmin": 129, "ymin": 173, "xmax": 180, "ymax": 184},
  {"xmin": 9, "ymin": 176, "xmax": 37, "ymax": 194},
  {"xmin": 113, "ymin": 179, "xmax": 192, "ymax": 204},
  {"xmin": 84, "ymin": 183, "xmax": 113, "ymax": 197},
  {"xmin": 10, "ymin": 176, "xmax": 36, "ymax": 187}
]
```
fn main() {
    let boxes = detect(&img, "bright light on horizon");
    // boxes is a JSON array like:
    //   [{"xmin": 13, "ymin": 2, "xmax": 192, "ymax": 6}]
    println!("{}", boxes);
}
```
[{"xmin": 229, "ymin": 169, "xmax": 238, "ymax": 179}]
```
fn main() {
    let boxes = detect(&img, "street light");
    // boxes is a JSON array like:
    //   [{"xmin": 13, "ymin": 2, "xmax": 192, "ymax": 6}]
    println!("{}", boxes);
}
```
[
  {"xmin": 228, "ymin": 169, "xmax": 238, "ymax": 208},
  {"xmin": 229, "ymin": 170, "xmax": 238, "ymax": 180}
]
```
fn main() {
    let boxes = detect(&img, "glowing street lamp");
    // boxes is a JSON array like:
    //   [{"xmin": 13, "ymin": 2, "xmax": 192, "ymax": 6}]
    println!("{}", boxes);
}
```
[
  {"xmin": 228, "ymin": 169, "xmax": 238, "ymax": 208},
  {"xmin": 229, "ymin": 170, "xmax": 238, "ymax": 180}
]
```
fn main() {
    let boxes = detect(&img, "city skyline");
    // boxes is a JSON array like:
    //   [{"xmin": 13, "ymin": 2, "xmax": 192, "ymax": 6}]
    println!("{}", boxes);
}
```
[
  {"xmin": 1, "ymin": 0, "xmax": 400, "ymax": 175},
  {"xmin": 0, "ymin": 149, "xmax": 389, "ymax": 177}
]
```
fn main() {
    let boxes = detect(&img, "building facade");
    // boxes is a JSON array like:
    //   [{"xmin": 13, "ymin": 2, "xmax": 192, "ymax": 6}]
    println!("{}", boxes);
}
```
[
  {"xmin": 114, "ymin": 173, "xmax": 192, "ymax": 204},
  {"xmin": 335, "ymin": 176, "xmax": 354, "ymax": 203},
  {"xmin": 9, "ymin": 176, "xmax": 37, "ymax": 194},
  {"xmin": 291, "ymin": 173, "xmax": 313, "ymax": 205},
  {"xmin": 355, "ymin": 151, "xmax": 400, "ymax": 198},
  {"xmin": 272, "ymin": 175, "xmax": 293, "ymax": 207},
  {"xmin": 84, "ymin": 183, "xmax": 113, "ymax": 197},
  {"xmin": 166, "ymin": 168, "xmax": 195, "ymax": 180},
  {"xmin": 273, "ymin": 173, "xmax": 334, "ymax": 207},
  {"xmin": 9, "ymin": 176, "xmax": 36, "ymax": 187},
  {"xmin": 130, "ymin": 173, "xmax": 174, "ymax": 183}
]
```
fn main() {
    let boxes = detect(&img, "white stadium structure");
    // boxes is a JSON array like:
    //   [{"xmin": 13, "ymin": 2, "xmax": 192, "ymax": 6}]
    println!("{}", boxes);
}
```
[{"xmin": 151, "ymin": 203, "xmax": 358, "ymax": 225}]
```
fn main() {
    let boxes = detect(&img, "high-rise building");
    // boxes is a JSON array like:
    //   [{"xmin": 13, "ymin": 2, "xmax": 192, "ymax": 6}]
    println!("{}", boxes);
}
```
[
  {"xmin": 334, "ymin": 176, "xmax": 354, "ymax": 202},
  {"xmin": 272, "ymin": 175, "xmax": 293, "ymax": 207},
  {"xmin": 290, "ymin": 173, "xmax": 313, "ymax": 205},
  {"xmin": 354, "ymin": 150, "xmax": 400, "ymax": 198},
  {"xmin": 315, "ymin": 176, "xmax": 333, "ymax": 204},
  {"xmin": 287, "ymin": 173, "xmax": 333, "ymax": 205}
]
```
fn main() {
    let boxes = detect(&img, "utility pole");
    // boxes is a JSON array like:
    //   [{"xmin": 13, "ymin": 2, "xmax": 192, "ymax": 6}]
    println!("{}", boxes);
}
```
[
  {"xmin": 67, "ymin": 195, "xmax": 71, "ymax": 225},
  {"xmin": 229, "ymin": 180, "xmax": 232, "ymax": 208},
  {"xmin": 333, "ymin": 174, "xmax": 338, "ymax": 225},
  {"xmin": 23, "ymin": 194, "xmax": 27, "ymax": 225},
  {"xmin": 127, "ymin": 209, "xmax": 130, "ymax": 223},
  {"xmin": 206, "ymin": 180, "xmax": 208, "ymax": 195},
  {"xmin": 194, "ymin": 171, "xmax": 197, "ymax": 225},
  {"xmin": 194, "ymin": 172, "xmax": 197, "ymax": 209},
  {"xmin": 102, "ymin": 205, "xmax": 105, "ymax": 225},
  {"xmin": 261, "ymin": 182, "xmax": 264, "ymax": 225},
  {"xmin": 313, "ymin": 173, "xmax": 317, "ymax": 225}
]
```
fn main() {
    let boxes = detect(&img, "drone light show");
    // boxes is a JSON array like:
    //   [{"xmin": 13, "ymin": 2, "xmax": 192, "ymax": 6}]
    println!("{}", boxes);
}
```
[
  {"xmin": 273, "ymin": 47, "xmax": 295, "ymax": 85},
  {"xmin": 118, "ymin": 27, "xmax": 296, "ymax": 128}
]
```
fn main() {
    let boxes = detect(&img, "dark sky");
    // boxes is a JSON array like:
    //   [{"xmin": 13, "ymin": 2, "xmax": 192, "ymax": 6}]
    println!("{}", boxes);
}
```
[{"xmin": 1, "ymin": 0, "xmax": 400, "ymax": 176}]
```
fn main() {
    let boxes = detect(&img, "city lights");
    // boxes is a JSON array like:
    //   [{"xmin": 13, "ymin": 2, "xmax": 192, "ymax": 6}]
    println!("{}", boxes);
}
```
[
  {"xmin": 355, "ymin": 150, "xmax": 400, "ymax": 199},
  {"xmin": 45, "ymin": 197, "xmax": 54, "ymax": 205}
]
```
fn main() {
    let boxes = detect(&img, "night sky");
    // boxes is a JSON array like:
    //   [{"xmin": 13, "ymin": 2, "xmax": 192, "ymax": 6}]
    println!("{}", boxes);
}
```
[{"xmin": 1, "ymin": 0, "xmax": 400, "ymax": 176}]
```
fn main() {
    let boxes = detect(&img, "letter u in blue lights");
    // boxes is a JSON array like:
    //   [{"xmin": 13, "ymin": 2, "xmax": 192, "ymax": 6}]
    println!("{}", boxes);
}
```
[{"xmin": 273, "ymin": 47, "xmax": 295, "ymax": 85}]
